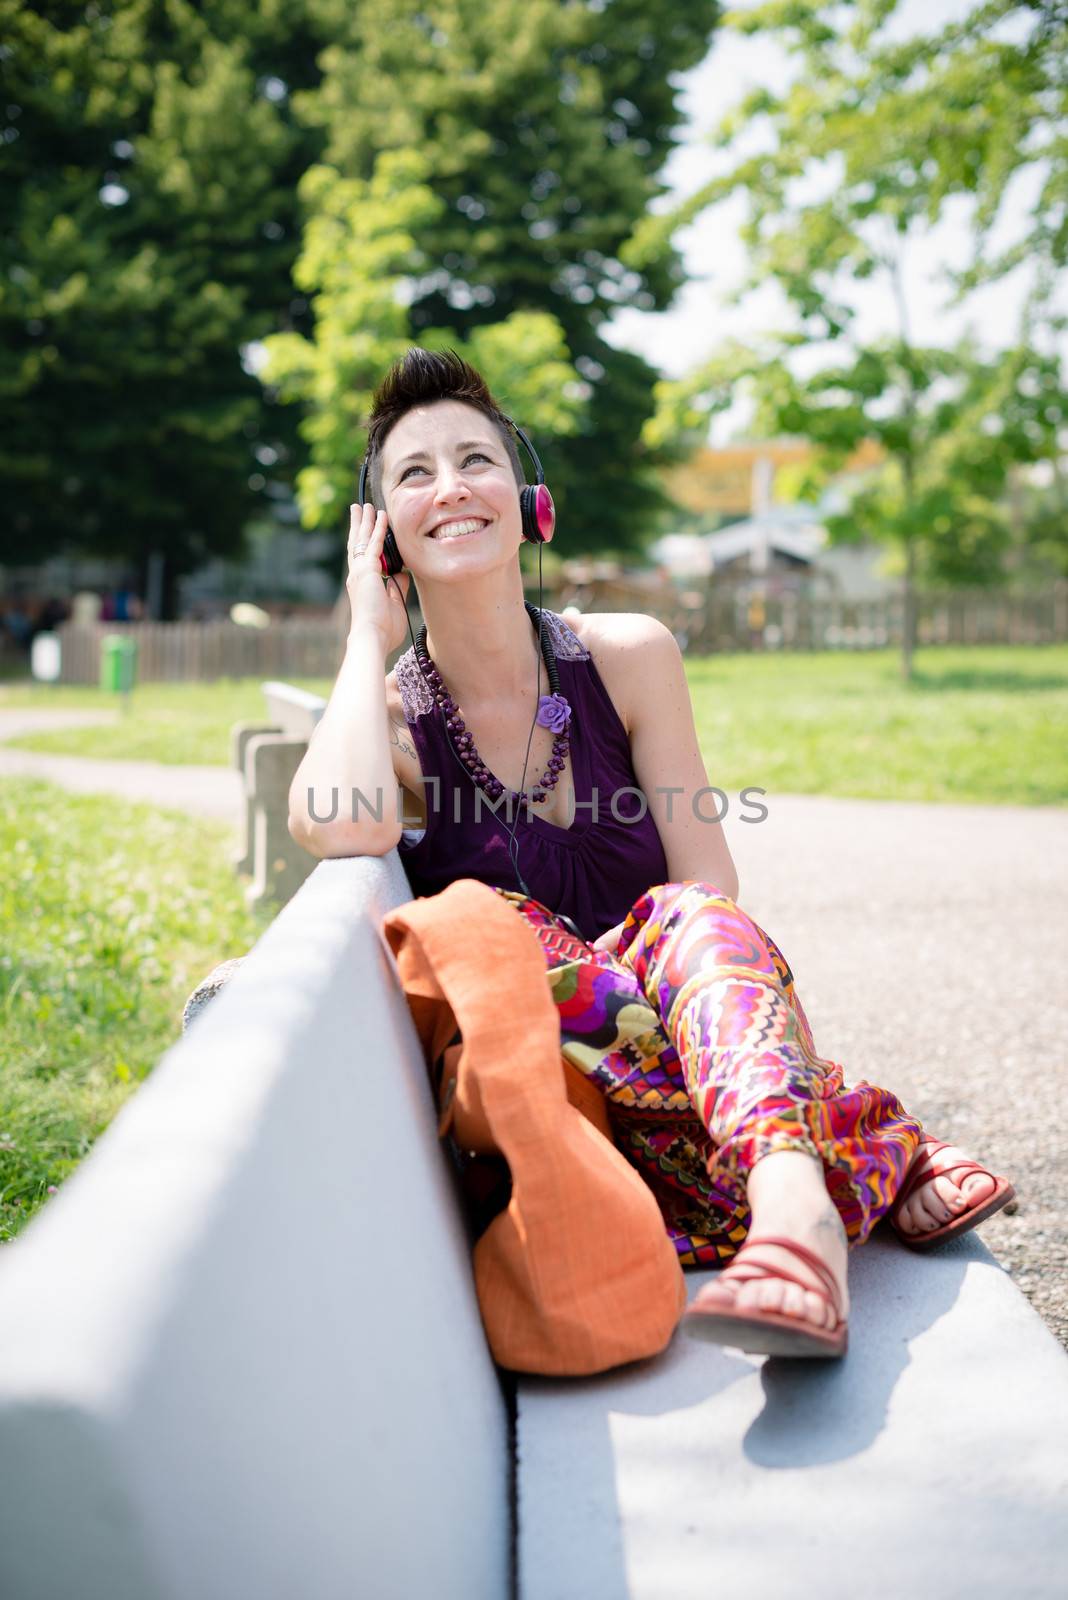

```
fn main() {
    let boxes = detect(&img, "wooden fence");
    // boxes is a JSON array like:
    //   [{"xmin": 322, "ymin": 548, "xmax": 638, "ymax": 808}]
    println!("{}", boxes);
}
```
[
  {"xmin": 56, "ymin": 619, "xmax": 349, "ymax": 685},
  {"xmin": 543, "ymin": 577, "xmax": 1068, "ymax": 654},
  {"xmin": 52, "ymin": 581, "xmax": 1068, "ymax": 683}
]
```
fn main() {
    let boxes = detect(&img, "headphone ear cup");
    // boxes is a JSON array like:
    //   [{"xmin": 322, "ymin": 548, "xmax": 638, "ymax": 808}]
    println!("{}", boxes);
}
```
[
  {"xmin": 520, "ymin": 484, "xmax": 556, "ymax": 545},
  {"xmin": 382, "ymin": 527, "xmax": 404, "ymax": 576}
]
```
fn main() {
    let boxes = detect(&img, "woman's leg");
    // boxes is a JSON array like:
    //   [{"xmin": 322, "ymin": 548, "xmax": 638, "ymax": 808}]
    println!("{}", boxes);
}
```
[
  {"xmin": 497, "ymin": 884, "xmax": 998, "ymax": 1331},
  {"xmin": 605, "ymin": 879, "xmax": 925, "ymax": 1330},
  {"xmin": 616, "ymin": 880, "xmax": 923, "ymax": 1250},
  {"xmin": 492, "ymin": 888, "xmax": 754, "ymax": 1266},
  {"xmin": 615, "ymin": 883, "xmax": 1003, "ymax": 1247}
]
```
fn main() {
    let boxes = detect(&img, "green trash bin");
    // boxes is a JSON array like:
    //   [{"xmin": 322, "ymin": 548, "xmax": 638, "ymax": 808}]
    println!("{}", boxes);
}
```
[{"xmin": 100, "ymin": 634, "xmax": 138, "ymax": 694}]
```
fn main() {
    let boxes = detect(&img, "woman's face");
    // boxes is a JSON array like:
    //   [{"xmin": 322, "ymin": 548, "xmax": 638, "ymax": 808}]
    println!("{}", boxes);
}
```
[{"xmin": 379, "ymin": 400, "xmax": 523, "ymax": 576}]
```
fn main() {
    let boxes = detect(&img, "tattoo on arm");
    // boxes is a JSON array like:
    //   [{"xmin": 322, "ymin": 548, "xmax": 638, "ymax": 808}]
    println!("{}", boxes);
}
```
[{"xmin": 389, "ymin": 715, "xmax": 418, "ymax": 764}]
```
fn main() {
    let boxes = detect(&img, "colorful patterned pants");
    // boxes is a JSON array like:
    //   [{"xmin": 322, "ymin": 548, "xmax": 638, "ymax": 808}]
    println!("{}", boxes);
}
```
[{"xmin": 494, "ymin": 880, "xmax": 923, "ymax": 1267}]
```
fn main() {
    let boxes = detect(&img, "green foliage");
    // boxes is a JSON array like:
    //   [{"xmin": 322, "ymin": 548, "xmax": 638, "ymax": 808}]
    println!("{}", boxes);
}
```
[
  {"xmin": 700, "ymin": 0, "xmax": 1066, "ymax": 313},
  {"xmin": 0, "ymin": 778, "xmax": 267, "ymax": 1242},
  {"xmin": 0, "ymin": 0, "xmax": 327, "ymax": 594},
  {"xmin": 641, "ymin": 340, "xmax": 762, "ymax": 454},
  {"xmin": 268, "ymin": 0, "xmax": 723, "ymax": 556},
  {"xmin": 261, "ymin": 150, "xmax": 585, "ymax": 528},
  {"xmin": 634, "ymin": 0, "xmax": 1068, "ymax": 655},
  {"xmin": 3, "ymin": 0, "xmax": 724, "ymax": 580},
  {"xmin": 750, "ymin": 334, "xmax": 1068, "ymax": 584},
  {"xmin": 1013, "ymin": 467, "xmax": 1068, "ymax": 579},
  {"xmin": 261, "ymin": 149, "xmax": 447, "ymax": 527}
]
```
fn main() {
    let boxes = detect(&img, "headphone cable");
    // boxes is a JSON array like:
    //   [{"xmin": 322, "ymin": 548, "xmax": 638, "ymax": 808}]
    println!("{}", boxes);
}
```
[{"xmin": 382, "ymin": 513, "xmax": 581, "ymax": 941}]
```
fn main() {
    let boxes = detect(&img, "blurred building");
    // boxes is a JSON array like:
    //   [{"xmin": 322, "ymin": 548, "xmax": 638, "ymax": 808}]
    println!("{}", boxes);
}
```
[
  {"xmin": 177, "ymin": 523, "xmax": 339, "ymax": 617},
  {"xmin": 654, "ymin": 438, "xmax": 896, "ymax": 599},
  {"xmin": 662, "ymin": 437, "xmax": 884, "ymax": 520}
]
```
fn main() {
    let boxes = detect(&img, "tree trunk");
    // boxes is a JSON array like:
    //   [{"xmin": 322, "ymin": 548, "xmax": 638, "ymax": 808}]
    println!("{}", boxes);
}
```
[{"xmin": 902, "ymin": 534, "xmax": 916, "ymax": 682}]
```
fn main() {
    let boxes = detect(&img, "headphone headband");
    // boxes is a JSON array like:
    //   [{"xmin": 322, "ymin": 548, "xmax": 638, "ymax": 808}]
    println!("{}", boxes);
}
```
[{"xmin": 357, "ymin": 412, "xmax": 544, "ymax": 506}]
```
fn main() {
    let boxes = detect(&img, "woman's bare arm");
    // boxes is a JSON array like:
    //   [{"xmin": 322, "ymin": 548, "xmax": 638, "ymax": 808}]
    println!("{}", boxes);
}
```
[
  {"xmin": 288, "ymin": 629, "xmax": 405, "ymax": 859},
  {"xmin": 580, "ymin": 612, "xmax": 740, "ymax": 904}
]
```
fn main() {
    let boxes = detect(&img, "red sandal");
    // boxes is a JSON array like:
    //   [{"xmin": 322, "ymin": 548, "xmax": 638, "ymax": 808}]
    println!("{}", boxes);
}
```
[
  {"xmin": 682, "ymin": 1234, "xmax": 848, "ymax": 1360},
  {"xmin": 889, "ymin": 1137, "xmax": 1015, "ymax": 1251}
]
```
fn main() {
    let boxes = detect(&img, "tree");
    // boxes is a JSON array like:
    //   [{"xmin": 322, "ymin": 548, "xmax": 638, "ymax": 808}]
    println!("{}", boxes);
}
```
[
  {"xmin": 0, "ymin": 0, "xmax": 326, "ymax": 612},
  {"xmin": 1008, "ymin": 456, "xmax": 1068, "ymax": 581},
  {"xmin": 273, "ymin": 0, "xmax": 723, "ymax": 558},
  {"xmin": 261, "ymin": 149, "xmax": 586, "ymax": 533},
  {"xmin": 626, "ymin": 0, "xmax": 1068, "ymax": 677},
  {"xmin": 762, "ymin": 333, "xmax": 1066, "ymax": 581}
]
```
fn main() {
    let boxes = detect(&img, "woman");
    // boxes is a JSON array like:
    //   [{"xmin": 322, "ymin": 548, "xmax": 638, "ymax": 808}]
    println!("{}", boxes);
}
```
[{"xmin": 289, "ymin": 348, "xmax": 1013, "ymax": 1360}]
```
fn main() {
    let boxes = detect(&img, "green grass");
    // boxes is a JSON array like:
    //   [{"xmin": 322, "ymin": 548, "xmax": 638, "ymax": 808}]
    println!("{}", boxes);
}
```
[
  {"xmin": 0, "ymin": 678, "xmax": 332, "ymax": 766},
  {"xmin": 0, "ymin": 778, "xmax": 271, "ymax": 1244},
  {"xmin": 2, "ymin": 645, "xmax": 1067, "ymax": 803},
  {"xmin": 689, "ymin": 645, "xmax": 1068, "ymax": 805}
]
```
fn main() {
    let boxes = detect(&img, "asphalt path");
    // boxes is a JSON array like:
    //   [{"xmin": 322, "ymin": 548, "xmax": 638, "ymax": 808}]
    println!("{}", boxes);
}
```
[
  {"xmin": 723, "ymin": 787, "xmax": 1068, "ymax": 1347},
  {"xmin": 0, "ymin": 709, "xmax": 240, "ymax": 821}
]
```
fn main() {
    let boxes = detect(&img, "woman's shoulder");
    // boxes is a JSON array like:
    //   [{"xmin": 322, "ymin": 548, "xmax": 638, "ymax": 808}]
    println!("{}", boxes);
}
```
[
  {"xmin": 560, "ymin": 610, "xmax": 681, "ymax": 736},
  {"xmin": 563, "ymin": 608, "xmax": 677, "ymax": 656}
]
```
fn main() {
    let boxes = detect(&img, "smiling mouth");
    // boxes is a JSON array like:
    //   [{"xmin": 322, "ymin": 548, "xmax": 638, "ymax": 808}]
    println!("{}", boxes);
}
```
[{"xmin": 428, "ymin": 517, "xmax": 490, "ymax": 540}]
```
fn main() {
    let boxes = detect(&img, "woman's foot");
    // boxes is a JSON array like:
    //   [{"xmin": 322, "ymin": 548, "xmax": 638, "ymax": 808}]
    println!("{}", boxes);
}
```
[
  {"xmin": 891, "ymin": 1136, "xmax": 998, "ymax": 1239},
  {"xmin": 889, "ymin": 1135, "xmax": 1014, "ymax": 1248},
  {"xmin": 688, "ymin": 1150, "xmax": 850, "ymax": 1339}
]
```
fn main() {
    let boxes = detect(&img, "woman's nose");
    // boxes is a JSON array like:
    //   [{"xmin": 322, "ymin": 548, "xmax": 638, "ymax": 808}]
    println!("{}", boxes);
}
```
[{"xmin": 434, "ymin": 464, "xmax": 471, "ymax": 501}]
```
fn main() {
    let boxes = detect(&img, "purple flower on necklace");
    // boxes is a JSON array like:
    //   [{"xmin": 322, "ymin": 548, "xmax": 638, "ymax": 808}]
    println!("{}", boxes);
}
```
[{"xmin": 536, "ymin": 692, "xmax": 572, "ymax": 733}]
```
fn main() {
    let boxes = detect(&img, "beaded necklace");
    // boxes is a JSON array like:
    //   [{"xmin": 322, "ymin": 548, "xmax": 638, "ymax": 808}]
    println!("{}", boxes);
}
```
[{"xmin": 414, "ymin": 601, "xmax": 573, "ymax": 808}]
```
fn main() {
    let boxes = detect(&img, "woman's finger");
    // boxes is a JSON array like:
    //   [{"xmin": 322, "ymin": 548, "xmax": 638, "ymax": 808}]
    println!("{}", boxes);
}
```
[{"xmin": 348, "ymin": 505, "xmax": 387, "ymax": 560}]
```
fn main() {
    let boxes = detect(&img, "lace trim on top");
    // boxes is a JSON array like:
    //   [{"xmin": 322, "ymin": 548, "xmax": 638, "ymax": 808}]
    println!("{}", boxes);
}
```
[
  {"xmin": 393, "ymin": 608, "xmax": 589, "ymax": 721},
  {"xmin": 394, "ymin": 645, "xmax": 434, "ymax": 717}
]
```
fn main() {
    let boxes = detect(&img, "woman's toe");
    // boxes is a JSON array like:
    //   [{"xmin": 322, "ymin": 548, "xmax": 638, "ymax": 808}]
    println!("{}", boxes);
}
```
[
  {"xmin": 926, "ymin": 1181, "xmax": 960, "ymax": 1223},
  {"xmin": 898, "ymin": 1194, "xmax": 932, "ymax": 1232},
  {"xmin": 961, "ymin": 1168, "xmax": 996, "ymax": 1205},
  {"xmin": 779, "ymin": 1282, "xmax": 805, "ymax": 1319},
  {"xmin": 804, "ymin": 1290, "xmax": 833, "ymax": 1329},
  {"xmin": 751, "ymin": 1279, "xmax": 780, "ymax": 1314}
]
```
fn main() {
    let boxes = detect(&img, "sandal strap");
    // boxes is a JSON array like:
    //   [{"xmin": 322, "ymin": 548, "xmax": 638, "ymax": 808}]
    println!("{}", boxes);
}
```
[
  {"xmin": 725, "ymin": 1234, "xmax": 845, "ymax": 1322},
  {"xmin": 894, "ymin": 1140, "xmax": 996, "ymax": 1211}
]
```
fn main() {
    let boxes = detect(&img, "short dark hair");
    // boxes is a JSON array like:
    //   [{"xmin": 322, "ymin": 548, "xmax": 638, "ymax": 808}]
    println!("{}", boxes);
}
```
[{"xmin": 364, "ymin": 347, "xmax": 525, "ymax": 509}]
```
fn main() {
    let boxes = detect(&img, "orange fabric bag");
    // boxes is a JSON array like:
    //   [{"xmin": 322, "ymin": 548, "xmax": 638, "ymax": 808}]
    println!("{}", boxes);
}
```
[{"xmin": 381, "ymin": 879, "xmax": 686, "ymax": 1376}]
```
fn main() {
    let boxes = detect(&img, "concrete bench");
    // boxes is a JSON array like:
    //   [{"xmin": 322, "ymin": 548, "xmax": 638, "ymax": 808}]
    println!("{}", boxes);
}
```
[
  {"xmin": 2, "ymin": 854, "xmax": 1066, "ymax": 1598},
  {"xmin": 518, "ymin": 1237, "xmax": 1068, "ymax": 1598},
  {"xmin": 232, "ymin": 681, "xmax": 327, "ymax": 909},
  {"xmin": 0, "ymin": 854, "xmax": 508, "ymax": 1600}
]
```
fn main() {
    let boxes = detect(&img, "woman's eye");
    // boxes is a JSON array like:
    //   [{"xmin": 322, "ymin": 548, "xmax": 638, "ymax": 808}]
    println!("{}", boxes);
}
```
[{"xmin": 400, "ymin": 452, "xmax": 490, "ymax": 482}]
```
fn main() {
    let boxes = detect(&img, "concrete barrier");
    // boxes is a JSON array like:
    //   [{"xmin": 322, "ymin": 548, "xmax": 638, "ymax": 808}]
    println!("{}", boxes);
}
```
[
  {"xmin": 232, "ymin": 683, "xmax": 328, "ymax": 909},
  {"xmin": 0, "ymin": 854, "xmax": 510, "ymax": 1600}
]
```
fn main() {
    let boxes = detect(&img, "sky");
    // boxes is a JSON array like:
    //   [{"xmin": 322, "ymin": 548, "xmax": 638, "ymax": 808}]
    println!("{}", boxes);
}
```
[{"xmin": 601, "ymin": 0, "xmax": 1056, "ymax": 440}]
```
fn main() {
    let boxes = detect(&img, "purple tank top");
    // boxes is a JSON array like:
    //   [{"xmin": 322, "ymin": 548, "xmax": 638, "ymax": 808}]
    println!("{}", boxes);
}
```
[{"xmin": 395, "ymin": 609, "xmax": 669, "ymax": 942}]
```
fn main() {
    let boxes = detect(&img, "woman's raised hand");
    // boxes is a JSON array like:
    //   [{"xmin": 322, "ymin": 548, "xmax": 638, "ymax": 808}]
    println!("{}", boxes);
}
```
[{"xmin": 346, "ymin": 503, "xmax": 410, "ymax": 654}]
